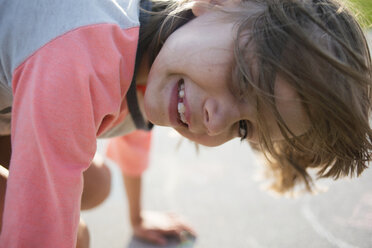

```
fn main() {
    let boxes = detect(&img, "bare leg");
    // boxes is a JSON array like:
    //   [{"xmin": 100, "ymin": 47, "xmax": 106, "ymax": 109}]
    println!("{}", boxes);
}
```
[
  {"xmin": 76, "ymin": 159, "xmax": 112, "ymax": 248},
  {"xmin": 0, "ymin": 165, "xmax": 8, "ymax": 233},
  {"xmin": 76, "ymin": 218, "xmax": 90, "ymax": 248},
  {"xmin": 0, "ymin": 135, "xmax": 11, "ymax": 233},
  {"xmin": 81, "ymin": 160, "xmax": 112, "ymax": 210},
  {"xmin": 0, "ymin": 135, "xmax": 11, "ymax": 169}
]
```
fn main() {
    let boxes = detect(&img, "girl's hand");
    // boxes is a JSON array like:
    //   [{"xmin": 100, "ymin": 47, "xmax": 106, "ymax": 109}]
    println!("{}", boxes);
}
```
[{"xmin": 132, "ymin": 211, "xmax": 196, "ymax": 246}]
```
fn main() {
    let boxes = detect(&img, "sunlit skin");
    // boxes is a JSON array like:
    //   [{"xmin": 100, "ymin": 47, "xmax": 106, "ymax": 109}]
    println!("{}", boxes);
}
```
[{"xmin": 138, "ymin": 1, "xmax": 310, "ymax": 147}]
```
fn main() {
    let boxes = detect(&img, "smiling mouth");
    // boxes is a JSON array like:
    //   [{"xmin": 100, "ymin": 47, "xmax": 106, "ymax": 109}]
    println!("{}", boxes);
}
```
[{"xmin": 177, "ymin": 79, "xmax": 188, "ymax": 127}]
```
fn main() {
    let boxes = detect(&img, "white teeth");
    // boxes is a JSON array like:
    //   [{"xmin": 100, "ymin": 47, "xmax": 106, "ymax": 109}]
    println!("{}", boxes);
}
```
[
  {"xmin": 179, "ymin": 89, "xmax": 185, "ymax": 98},
  {"xmin": 177, "ymin": 81, "xmax": 187, "ymax": 125},
  {"xmin": 178, "ymin": 102, "xmax": 187, "ymax": 124},
  {"xmin": 180, "ymin": 113, "xmax": 187, "ymax": 123},
  {"xmin": 178, "ymin": 102, "xmax": 185, "ymax": 113}
]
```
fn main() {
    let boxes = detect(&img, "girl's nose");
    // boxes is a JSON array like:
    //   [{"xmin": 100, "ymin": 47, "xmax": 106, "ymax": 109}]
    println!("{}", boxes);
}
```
[{"xmin": 203, "ymin": 98, "xmax": 238, "ymax": 136}]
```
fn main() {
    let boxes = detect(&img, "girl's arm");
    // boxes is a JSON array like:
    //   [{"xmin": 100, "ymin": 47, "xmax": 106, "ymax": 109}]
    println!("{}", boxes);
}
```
[
  {"xmin": 123, "ymin": 172, "xmax": 196, "ymax": 245},
  {"xmin": 0, "ymin": 24, "xmax": 138, "ymax": 247},
  {"xmin": 123, "ymin": 174, "xmax": 142, "ymax": 228},
  {"xmin": 106, "ymin": 131, "xmax": 196, "ymax": 245}
]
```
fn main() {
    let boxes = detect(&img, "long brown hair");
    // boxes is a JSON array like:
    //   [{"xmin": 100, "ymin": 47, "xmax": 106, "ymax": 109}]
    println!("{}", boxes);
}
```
[
  {"xmin": 234, "ymin": 0, "xmax": 372, "ymax": 192},
  {"xmin": 140, "ymin": 0, "xmax": 372, "ymax": 193}
]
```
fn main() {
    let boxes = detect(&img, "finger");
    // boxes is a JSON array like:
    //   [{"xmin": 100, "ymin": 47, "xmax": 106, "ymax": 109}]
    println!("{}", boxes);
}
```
[
  {"xmin": 179, "ymin": 230, "xmax": 197, "ymax": 243},
  {"xmin": 158, "ymin": 228, "xmax": 179, "ymax": 237},
  {"xmin": 140, "ymin": 231, "xmax": 168, "ymax": 246},
  {"xmin": 159, "ymin": 227, "xmax": 195, "ymax": 243},
  {"xmin": 171, "ymin": 223, "xmax": 197, "ymax": 238},
  {"xmin": 165, "ymin": 213, "xmax": 197, "ymax": 236},
  {"xmin": 180, "ymin": 226, "xmax": 197, "ymax": 238}
]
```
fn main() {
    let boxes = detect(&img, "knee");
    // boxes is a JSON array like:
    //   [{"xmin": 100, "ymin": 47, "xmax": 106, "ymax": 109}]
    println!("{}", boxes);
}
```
[
  {"xmin": 76, "ymin": 218, "xmax": 90, "ymax": 248},
  {"xmin": 81, "ymin": 162, "xmax": 111, "ymax": 210}
]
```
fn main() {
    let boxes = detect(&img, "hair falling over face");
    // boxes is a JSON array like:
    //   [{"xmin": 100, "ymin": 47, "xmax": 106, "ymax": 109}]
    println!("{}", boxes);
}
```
[
  {"xmin": 234, "ymin": 0, "xmax": 372, "ymax": 193},
  {"xmin": 141, "ymin": 0, "xmax": 372, "ymax": 193}
]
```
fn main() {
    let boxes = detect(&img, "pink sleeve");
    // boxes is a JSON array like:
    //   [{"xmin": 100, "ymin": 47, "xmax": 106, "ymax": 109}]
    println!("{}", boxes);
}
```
[
  {"xmin": 106, "ymin": 130, "xmax": 152, "ymax": 177},
  {"xmin": 0, "ymin": 25, "xmax": 138, "ymax": 247}
]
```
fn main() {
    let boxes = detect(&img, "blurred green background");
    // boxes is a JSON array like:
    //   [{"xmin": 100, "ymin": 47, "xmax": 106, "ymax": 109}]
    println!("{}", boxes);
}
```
[{"xmin": 348, "ymin": 0, "xmax": 372, "ymax": 27}]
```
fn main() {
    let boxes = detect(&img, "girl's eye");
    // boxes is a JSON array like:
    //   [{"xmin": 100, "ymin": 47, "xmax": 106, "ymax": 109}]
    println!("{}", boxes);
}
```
[{"xmin": 238, "ymin": 120, "xmax": 249, "ymax": 141}]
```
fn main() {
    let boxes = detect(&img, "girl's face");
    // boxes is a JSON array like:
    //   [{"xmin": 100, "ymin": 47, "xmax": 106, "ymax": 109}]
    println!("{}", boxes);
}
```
[{"xmin": 144, "ymin": 4, "xmax": 309, "ymax": 147}]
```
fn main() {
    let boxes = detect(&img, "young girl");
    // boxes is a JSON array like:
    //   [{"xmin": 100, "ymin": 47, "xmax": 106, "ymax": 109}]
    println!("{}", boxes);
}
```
[{"xmin": 0, "ymin": 0, "xmax": 371, "ymax": 247}]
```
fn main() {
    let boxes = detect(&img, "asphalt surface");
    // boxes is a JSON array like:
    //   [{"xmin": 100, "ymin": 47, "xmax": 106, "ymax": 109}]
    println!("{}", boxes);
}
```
[{"xmin": 82, "ymin": 126, "xmax": 372, "ymax": 248}]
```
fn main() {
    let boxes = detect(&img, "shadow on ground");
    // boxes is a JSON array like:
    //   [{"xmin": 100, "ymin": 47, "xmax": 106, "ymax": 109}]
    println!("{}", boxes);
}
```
[{"xmin": 127, "ymin": 236, "xmax": 196, "ymax": 248}]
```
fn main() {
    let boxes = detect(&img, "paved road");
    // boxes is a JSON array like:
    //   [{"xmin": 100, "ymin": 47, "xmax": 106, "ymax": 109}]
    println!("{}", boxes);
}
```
[{"xmin": 82, "ymin": 126, "xmax": 372, "ymax": 248}]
